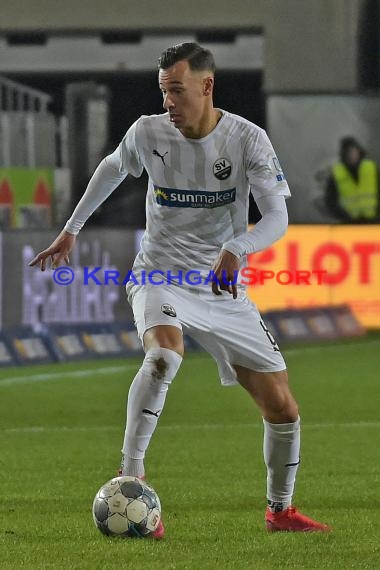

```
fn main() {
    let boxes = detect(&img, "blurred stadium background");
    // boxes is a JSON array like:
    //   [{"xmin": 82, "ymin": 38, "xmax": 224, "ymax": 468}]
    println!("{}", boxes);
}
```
[{"xmin": 0, "ymin": 0, "xmax": 379, "ymax": 364}]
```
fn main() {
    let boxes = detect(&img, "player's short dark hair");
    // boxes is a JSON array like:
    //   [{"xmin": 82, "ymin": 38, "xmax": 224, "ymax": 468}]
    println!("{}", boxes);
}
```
[{"xmin": 158, "ymin": 42, "xmax": 216, "ymax": 73}]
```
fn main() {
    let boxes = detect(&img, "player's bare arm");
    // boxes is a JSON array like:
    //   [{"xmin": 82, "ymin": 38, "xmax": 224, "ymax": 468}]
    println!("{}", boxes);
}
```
[
  {"xmin": 211, "ymin": 249, "xmax": 240, "ymax": 299},
  {"xmin": 28, "ymin": 230, "xmax": 76, "ymax": 271}
]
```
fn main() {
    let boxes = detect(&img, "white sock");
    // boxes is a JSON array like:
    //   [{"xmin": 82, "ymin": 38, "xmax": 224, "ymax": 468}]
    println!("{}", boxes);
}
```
[
  {"xmin": 263, "ymin": 416, "xmax": 301, "ymax": 513},
  {"xmin": 121, "ymin": 347, "xmax": 182, "ymax": 477}
]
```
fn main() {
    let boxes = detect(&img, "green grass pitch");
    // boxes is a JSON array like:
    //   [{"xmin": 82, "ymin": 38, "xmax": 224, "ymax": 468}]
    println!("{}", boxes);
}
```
[{"xmin": 0, "ymin": 335, "xmax": 379, "ymax": 569}]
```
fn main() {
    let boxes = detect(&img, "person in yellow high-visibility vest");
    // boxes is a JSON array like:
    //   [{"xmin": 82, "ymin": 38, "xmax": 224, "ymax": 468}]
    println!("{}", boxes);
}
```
[{"xmin": 325, "ymin": 137, "xmax": 380, "ymax": 223}]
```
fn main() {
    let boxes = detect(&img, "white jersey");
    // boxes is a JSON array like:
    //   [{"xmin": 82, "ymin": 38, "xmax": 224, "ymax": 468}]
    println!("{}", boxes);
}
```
[{"xmin": 115, "ymin": 110, "xmax": 290, "ymax": 284}]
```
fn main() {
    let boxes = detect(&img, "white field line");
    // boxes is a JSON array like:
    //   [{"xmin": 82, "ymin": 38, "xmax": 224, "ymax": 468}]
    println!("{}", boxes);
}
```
[
  {"xmin": 0, "ymin": 364, "xmax": 139, "ymax": 387},
  {"xmin": 0, "ymin": 338, "xmax": 378, "ymax": 388},
  {"xmin": 2, "ymin": 421, "xmax": 380, "ymax": 434}
]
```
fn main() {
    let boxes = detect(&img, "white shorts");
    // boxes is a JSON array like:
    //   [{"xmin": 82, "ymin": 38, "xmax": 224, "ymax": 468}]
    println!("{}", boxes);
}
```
[{"xmin": 127, "ymin": 284, "xmax": 286, "ymax": 386}]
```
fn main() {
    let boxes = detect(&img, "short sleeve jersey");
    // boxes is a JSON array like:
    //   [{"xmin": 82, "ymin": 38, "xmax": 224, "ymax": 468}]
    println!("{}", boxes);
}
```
[{"xmin": 115, "ymin": 110, "xmax": 290, "ymax": 276}]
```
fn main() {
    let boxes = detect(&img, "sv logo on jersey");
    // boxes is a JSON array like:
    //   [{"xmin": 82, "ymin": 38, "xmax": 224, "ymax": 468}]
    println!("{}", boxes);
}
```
[{"xmin": 213, "ymin": 157, "xmax": 232, "ymax": 180}]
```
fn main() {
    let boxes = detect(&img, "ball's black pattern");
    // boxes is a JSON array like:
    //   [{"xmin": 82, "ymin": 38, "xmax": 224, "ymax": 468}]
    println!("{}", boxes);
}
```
[
  {"xmin": 119, "ymin": 480, "xmax": 143, "ymax": 499},
  {"xmin": 93, "ymin": 498, "xmax": 109, "ymax": 523},
  {"xmin": 142, "ymin": 487, "xmax": 158, "ymax": 509}
]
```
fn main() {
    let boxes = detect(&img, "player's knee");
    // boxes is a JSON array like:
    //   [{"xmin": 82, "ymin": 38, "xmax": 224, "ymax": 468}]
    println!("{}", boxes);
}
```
[
  {"xmin": 143, "ymin": 325, "xmax": 184, "ymax": 356},
  {"xmin": 143, "ymin": 347, "xmax": 182, "ymax": 385},
  {"xmin": 264, "ymin": 396, "xmax": 299, "ymax": 423},
  {"xmin": 152, "ymin": 356, "xmax": 168, "ymax": 380}
]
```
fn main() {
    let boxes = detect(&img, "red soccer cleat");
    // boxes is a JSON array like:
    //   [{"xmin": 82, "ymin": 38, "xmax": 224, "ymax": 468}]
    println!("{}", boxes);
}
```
[
  {"xmin": 151, "ymin": 517, "xmax": 165, "ymax": 539},
  {"xmin": 265, "ymin": 506, "xmax": 331, "ymax": 532}
]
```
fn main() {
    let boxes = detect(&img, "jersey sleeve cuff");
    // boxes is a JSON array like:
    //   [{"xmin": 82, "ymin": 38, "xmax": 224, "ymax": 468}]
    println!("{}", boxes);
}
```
[
  {"xmin": 222, "ymin": 242, "xmax": 247, "ymax": 258},
  {"xmin": 64, "ymin": 220, "xmax": 82, "ymax": 235}
]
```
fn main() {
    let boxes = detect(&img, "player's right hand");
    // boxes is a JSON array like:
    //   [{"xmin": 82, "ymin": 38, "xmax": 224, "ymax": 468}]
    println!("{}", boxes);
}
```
[
  {"xmin": 28, "ymin": 230, "xmax": 77, "ymax": 271},
  {"xmin": 210, "ymin": 249, "xmax": 240, "ymax": 299}
]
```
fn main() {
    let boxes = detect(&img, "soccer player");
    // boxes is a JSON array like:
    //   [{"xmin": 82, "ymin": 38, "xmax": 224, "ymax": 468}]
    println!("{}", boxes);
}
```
[{"xmin": 30, "ymin": 43, "xmax": 330, "ymax": 534}]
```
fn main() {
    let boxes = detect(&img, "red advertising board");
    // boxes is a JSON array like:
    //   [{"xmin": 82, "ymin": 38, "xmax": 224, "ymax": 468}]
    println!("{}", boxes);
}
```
[{"xmin": 246, "ymin": 226, "xmax": 380, "ymax": 328}]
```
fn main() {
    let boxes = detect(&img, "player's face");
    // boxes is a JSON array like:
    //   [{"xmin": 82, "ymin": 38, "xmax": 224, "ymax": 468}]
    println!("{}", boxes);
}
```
[{"xmin": 158, "ymin": 60, "xmax": 213, "ymax": 136}]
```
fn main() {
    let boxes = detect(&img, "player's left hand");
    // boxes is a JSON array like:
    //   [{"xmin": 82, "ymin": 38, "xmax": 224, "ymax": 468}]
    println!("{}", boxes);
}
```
[{"xmin": 211, "ymin": 249, "xmax": 239, "ymax": 299}]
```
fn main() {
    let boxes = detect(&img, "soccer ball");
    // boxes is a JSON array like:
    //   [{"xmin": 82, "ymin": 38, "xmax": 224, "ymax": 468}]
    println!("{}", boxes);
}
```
[{"xmin": 92, "ymin": 476, "xmax": 161, "ymax": 538}]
